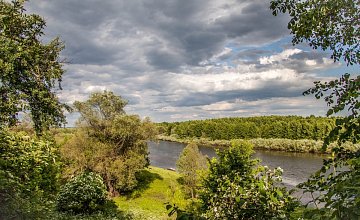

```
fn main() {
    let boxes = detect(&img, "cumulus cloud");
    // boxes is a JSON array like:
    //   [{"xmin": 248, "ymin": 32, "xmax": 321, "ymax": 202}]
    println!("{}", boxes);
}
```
[
  {"xmin": 24, "ymin": 0, "xmax": 344, "ymax": 124},
  {"xmin": 259, "ymin": 49, "xmax": 302, "ymax": 65}
]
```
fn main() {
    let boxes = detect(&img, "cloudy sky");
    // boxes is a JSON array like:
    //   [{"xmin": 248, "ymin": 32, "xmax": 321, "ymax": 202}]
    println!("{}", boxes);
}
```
[{"xmin": 26, "ymin": 0, "xmax": 353, "ymax": 126}]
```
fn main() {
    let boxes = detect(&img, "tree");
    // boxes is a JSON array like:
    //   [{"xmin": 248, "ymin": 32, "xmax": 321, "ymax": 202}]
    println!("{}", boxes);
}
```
[
  {"xmin": 176, "ymin": 143, "xmax": 207, "ymax": 198},
  {"xmin": 271, "ymin": 0, "xmax": 360, "ymax": 218},
  {"xmin": 0, "ymin": 0, "xmax": 68, "ymax": 134},
  {"xmin": 199, "ymin": 140, "xmax": 298, "ymax": 220},
  {"xmin": 270, "ymin": 0, "xmax": 359, "ymax": 65},
  {"xmin": 0, "ymin": 1, "xmax": 67, "ymax": 218},
  {"xmin": 62, "ymin": 91, "xmax": 155, "ymax": 196}
]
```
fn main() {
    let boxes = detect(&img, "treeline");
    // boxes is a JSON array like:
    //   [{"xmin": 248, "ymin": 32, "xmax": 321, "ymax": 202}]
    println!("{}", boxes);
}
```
[{"xmin": 159, "ymin": 116, "xmax": 337, "ymax": 140}]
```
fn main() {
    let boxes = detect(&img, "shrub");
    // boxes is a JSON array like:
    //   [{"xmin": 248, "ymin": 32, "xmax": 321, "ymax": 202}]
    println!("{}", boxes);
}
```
[
  {"xmin": 0, "ymin": 130, "xmax": 61, "ymax": 219},
  {"xmin": 56, "ymin": 172, "xmax": 107, "ymax": 214},
  {"xmin": 177, "ymin": 143, "xmax": 207, "ymax": 198},
  {"xmin": 200, "ymin": 140, "xmax": 299, "ymax": 219}
]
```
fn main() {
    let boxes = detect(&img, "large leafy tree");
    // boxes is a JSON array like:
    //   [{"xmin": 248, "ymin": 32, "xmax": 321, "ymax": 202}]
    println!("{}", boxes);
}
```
[
  {"xmin": 0, "ymin": 1, "xmax": 67, "ymax": 218},
  {"xmin": 271, "ymin": 0, "xmax": 359, "ymax": 218},
  {"xmin": 0, "ymin": 0, "xmax": 67, "ymax": 134},
  {"xmin": 62, "ymin": 91, "xmax": 155, "ymax": 195}
]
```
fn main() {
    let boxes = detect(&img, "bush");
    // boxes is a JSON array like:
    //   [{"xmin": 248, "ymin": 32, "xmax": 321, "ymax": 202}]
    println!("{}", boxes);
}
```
[
  {"xmin": 0, "ymin": 130, "xmax": 61, "ymax": 219},
  {"xmin": 200, "ymin": 140, "xmax": 299, "ymax": 219},
  {"xmin": 56, "ymin": 172, "xmax": 107, "ymax": 214},
  {"xmin": 176, "ymin": 143, "xmax": 207, "ymax": 198}
]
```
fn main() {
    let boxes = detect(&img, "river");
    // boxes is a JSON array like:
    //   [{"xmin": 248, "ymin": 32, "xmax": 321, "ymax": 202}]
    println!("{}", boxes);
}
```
[{"xmin": 148, "ymin": 140, "xmax": 326, "ymax": 203}]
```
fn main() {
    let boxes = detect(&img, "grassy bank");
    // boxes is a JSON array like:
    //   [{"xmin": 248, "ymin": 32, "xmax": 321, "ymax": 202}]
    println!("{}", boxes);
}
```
[
  {"xmin": 114, "ymin": 166, "xmax": 188, "ymax": 220},
  {"xmin": 157, "ymin": 135, "xmax": 360, "ymax": 154}
]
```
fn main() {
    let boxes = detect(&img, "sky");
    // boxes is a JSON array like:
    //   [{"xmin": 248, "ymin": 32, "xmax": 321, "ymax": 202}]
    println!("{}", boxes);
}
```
[{"xmin": 25, "ymin": 0, "xmax": 352, "ymax": 126}]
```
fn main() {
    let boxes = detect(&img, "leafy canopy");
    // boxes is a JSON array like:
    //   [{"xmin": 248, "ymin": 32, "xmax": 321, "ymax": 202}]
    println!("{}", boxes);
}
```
[
  {"xmin": 270, "ymin": 0, "xmax": 359, "ymax": 65},
  {"xmin": 271, "ymin": 0, "xmax": 359, "ymax": 219},
  {"xmin": 0, "ymin": 0, "xmax": 68, "ymax": 134},
  {"xmin": 63, "ymin": 91, "xmax": 155, "ymax": 195}
]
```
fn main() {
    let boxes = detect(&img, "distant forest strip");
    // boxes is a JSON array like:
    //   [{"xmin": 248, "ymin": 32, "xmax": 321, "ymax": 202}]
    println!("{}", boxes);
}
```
[
  {"xmin": 157, "ymin": 116, "xmax": 360, "ymax": 153},
  {"xmin": 157, "ymin": 135, "xmax": 360, "ymax": 154},
  {"xmin": 158, "ymin": 116, "xmax": 337, "ymax": 141}
]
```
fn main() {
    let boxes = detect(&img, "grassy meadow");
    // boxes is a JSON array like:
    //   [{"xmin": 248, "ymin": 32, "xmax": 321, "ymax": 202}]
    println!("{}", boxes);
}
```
[{"xmin": 114, "ymin": 166, "xmax": 189, "ymax": 220}]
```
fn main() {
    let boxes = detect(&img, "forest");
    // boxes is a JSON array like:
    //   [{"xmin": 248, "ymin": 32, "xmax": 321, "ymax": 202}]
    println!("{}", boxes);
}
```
[{"xmin": 159, "ymin": 116, "xmax": 336, "ymax": 140}]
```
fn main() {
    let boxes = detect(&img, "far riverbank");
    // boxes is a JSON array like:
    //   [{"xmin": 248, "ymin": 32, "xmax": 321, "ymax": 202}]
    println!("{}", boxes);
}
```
[{"xmin": 157, "ymin": 135, "xmax": 359, "ymax": 154}]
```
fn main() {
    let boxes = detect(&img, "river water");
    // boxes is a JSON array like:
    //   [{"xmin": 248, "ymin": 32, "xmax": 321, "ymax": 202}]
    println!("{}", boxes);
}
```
[{"xmin": 148, "ymin": 140, "xmax": 326, "ymax": 203}]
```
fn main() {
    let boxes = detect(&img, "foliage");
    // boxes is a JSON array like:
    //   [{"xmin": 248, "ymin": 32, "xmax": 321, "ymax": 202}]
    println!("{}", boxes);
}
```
[
  {"xmin": 166, "ymin": 203, "xmax": 205, "ymax": 220},
  {"xmin": 304, "ymin": 74, "xmax": 359, "ymax": 147},
  {"xmin": 199, "ymin": 140, "xmax": 298, "ymax": 219},
  {"xmin": 0, "ymin": 0, "xmax": 68, "ymax": 134},
  {"xmin": 300, "ymin": 74, "xmax": 360, "ymax": 219},
  {"xmin": 271, "ymin": 0, "xmax": 359, "ymax": 219},
  {"xmin": 299, "ymin": 150, "xmax": 360, "ymax": 219},
  {"xmin": 63, "ymin": 91, "xmax": 155, "ymax": 195},
  {"xmin": 158, "ymin": 116, "xmax": 336, "ymax": 141},
  {"xmin": 270, "ymin": 0, "xmax": 359, "ymax": 65},
  {"xmin": 56, "ymin": 172, "xmax": 107, "ymax": 214},
  {"xmin": 49, "ymin": 208, "xmax": 133, "ymax": 220},
  {"xmin": 270, "ymin": 0, "xmax": 359, "ymax": 148},
  {"xmin": 177, "ymin": 143, "xmax": 207, "ymax": 198},
  {"xmin": 0, "ymin": 129, "xmax": 61, "ymax": 219}
]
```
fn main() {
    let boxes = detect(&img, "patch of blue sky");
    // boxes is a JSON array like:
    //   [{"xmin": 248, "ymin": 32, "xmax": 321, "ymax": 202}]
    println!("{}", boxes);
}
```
[
  {"xmin": 317, "ymin": 63, "xmax": 359, "ymax": 78},
  {"xmin": 226, "ymin": 36, "xmax": 293, "ymax": 60},
  {"xmin": 218, "ymin": 36, "xmax": 292, "ymax": 67}
]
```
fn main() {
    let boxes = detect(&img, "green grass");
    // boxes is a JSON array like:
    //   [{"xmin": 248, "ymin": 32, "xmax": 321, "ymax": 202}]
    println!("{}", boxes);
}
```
[{"xmin": 113, "ymin": 166, "xmax": 188, "ymax": 220}]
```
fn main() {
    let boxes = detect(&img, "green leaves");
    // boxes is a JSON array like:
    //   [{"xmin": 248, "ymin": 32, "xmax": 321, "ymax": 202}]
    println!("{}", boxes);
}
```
[
  {"xmin": 270, "ymin": 0, "xmax": 360, "ymax": 65},
  {"xmin": 200, "ymin": 140, "xmax": 298, "ymax": 219},
  {"xmin": 271, "ymin": 2, "xmax": 360, "ymax": 217},
  {"xmin": 304, "ymin": 74, "xmax": 360, "ymax": 147},
  {"xmin": 0, "ymin": 0, "xmax": 67, "ymax": 134},
  {"xmin": 299, "ymin": 151, "xmax": 360, "ymax": 219},
  {"xmin": 0, "ymin": 130, "xmax": 60, "ymax": 194},
  {"xmin": 176, "ymin": 143, "xmax": 207, "ymax": 198},
  {"xmin": 0, "ymin": 129, "xmax": 61, "ymax": 218},
  {"xmin": 63, "ymin": 91, "xmax": 155, "ymax": 195},
  {"xmin": 160, "ymin": 116, "xmax": 338, "ymax": 141},
  {"xmin": 56, "ymin": 172, "xmax": 108, "ymax": 214}
]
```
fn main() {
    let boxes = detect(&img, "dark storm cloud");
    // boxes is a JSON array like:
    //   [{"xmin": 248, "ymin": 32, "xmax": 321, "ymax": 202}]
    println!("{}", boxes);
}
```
[
  {"xmin": 27, "ymin": 0, "xmax": 289, "ymax": 70},
  {"xmin": 212, "ymin": 1, "xmax": 289, "ymax": 44},
  {"xmin": 24, "ymin": 0, "xmax": 339, "ymax": 124},
  {"xmin": 146, "ymin": 49, "xmax": 184, "ymax": 71}
]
